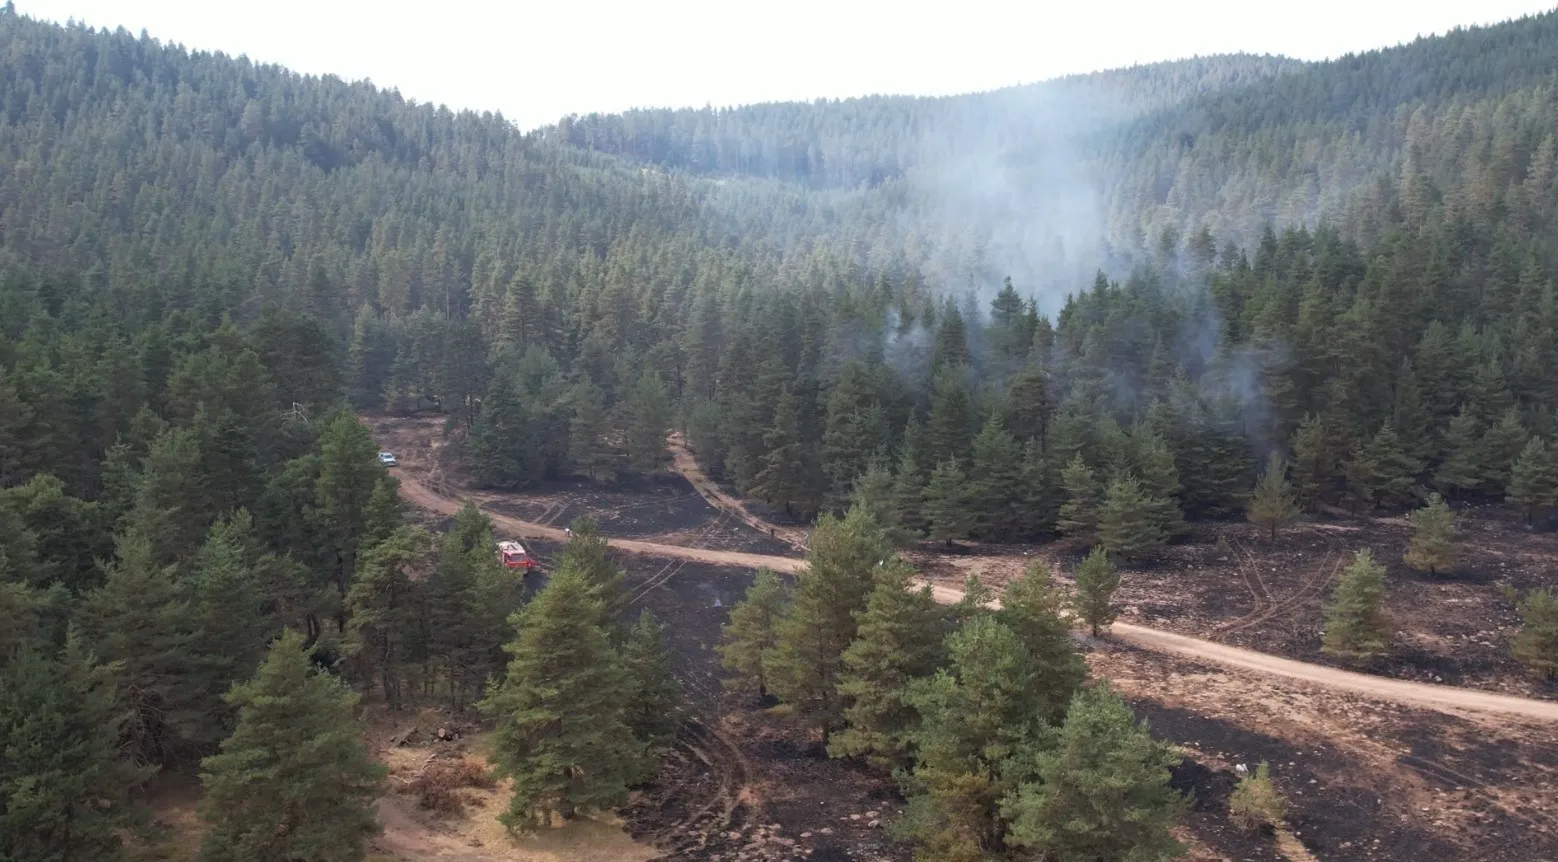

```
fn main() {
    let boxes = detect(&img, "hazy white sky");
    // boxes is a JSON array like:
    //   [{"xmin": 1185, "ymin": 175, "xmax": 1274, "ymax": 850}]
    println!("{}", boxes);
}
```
[{"xmin": 15, "ymin": 0, "xmax": 1556, "ymax": 129}]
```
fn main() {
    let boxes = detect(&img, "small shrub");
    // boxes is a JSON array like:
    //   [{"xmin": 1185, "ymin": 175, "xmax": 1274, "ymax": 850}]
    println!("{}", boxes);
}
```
[
  {"xmin": 1228, "ymin": 762, "xmax": 1286, "ymax": 832},
  {"xmin": 1511, "ymin": 588, "xmax": 1558, "ymax": 679}
]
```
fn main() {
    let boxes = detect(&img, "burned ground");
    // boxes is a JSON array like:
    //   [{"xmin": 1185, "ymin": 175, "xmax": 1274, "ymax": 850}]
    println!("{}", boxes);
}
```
[
  {"xmin": 369, "ymin": 412, "xmax": 1558, "ymax": 861},
  {"xmin": 911, "ymin": 507, "xmax": 1558, "ymax": 702}
]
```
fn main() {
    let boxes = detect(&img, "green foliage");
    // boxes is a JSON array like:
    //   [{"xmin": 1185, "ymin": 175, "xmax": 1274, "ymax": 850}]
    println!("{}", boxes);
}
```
[
  {"xmin": 1322, "ymin": 550, "xmax": 1392, "ymax": 662},
  {"xmin": 314, "ymin": 413, "xmax": 390, "ymax": 599},
  {"xmin": 970, "ymin": 416, "xmax": 1025, "ymax": 539},
  {"xmin": 829, "ymin": 559, "xmax": 947, "ymax": 769},
  {"xmin": 767, "ymin": 507, "xmax": 888, "ymax": 741},
  {"xmin": 848, "ymin": 456, "xmax": 909, "ymax": 545},
  {"xmin": 344, "ymin": 526, "xmax": 431, "ymax": 709},
  {"xmin": 625, "ymin": 371, "xmax": 672, "ymax": 473},
  {"xmin": 557, "ymin": 518, "xmax": 630, "ymax": 628},
  {"xmin": 479, "ymin": 563, "xmax": 647, "ymax": 833},
  {"xmin": 1248, "ymin": 453, "xmax": 1300, "ymax": 540},
  {"xmin": 198, "ymin": 631, "xmax": 386, "ymax": 862},
  {"xmin": 79, "ymin": 530, "xmax": 210, "ymax": 768},
  {"xmin": 429, "ymin": 503, "xmax": 513, "ymax": 711},
  {"xmin": 1508, "ymin": 437, "xmax": 1558, "ymax": 523},
  {"xmin": 717, "ymin": 569, "xmax": 787, "ymax": 698},
  {"xmin": 1057, "ymin": 455, "xmax": 1100, "ymax": 542},
  {"xmin": 898, "ymin": 616, "xmax": 1050, "ymax": 859},
  {"xmin": 1073, "ymin": 548, "xmax": 1120, "ymax": 638},
  {"xmin": 1004, "ymin": 683, "xmax": 1187, "ymax": 862},
  {"xmin": 923, "ymin": 459, "xmax": 975, "ymax": 545},
  {"xmin": 1097, "ymin": 474, "xmax": 1169, "ymax": 560},
  {"xmin": 186, "ymin": 511, "xmax": 282, "ymax": 723},
  {"xmin": 1403, "ymin": 493, "xmax": 1457, "ymax": 576},
  {"xmin": 1434, "ymin": 409, "xmax": 1485, "ymax": 498},
  {"xmin": 1480, "ymin": 407, "xmax": 1531, "ymax": 495},
  {"xmin": 569, "ymin": 377, "xmax": 616, "ymax": 482},
  {"xmin": 621, "ymin": 610, "xmax": 681, "ymax": 748},
  {"xmin": 1511, "ymin": 588, "xmax": 1558, "ymax": 679},
  {"xmin": 753, "ymin": 386, "xmax": 824, "ymax": 518},
  {"xmin": 997, "ymin": 564, "xmax": 1089, "ymax": 726},
  {"xmin": 0, "ymin": 635, "xmax": 152, "ymax": 862},
  {"xmin": 1229, "ymin": 762, "xmax": 1288, "ymax": 832}
]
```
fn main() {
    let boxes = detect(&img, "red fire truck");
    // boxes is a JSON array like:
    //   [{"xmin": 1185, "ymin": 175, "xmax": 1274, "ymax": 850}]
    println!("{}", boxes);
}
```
[{"xmin": 496, "ymin": 540, "xmax": 537, "ymax": 571}]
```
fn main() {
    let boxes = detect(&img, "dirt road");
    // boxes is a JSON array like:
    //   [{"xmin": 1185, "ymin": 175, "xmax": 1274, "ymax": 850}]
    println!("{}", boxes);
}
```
[
  {"xmin": 391, "ymin": 468, "xmax": 1558, "ymax": 724},
  {"xmin": 397, "ymin": 472, "xmax": 806, "ymax": 574}
]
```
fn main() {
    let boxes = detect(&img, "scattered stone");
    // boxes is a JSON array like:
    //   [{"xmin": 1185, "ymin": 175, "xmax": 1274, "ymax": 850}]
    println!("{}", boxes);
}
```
[
  {"xmin": 820, "ymin": 827, "xmax": 834, "ymax": 835},
  {"xmin": 867, "ymin": 819, "xmax": 882, "ymax": 829}
]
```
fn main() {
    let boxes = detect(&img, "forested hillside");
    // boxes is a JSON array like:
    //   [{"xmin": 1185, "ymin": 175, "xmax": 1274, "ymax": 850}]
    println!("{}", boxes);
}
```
[
  {"xmin": 560, "ymin": 11, "xmax": 1558, "ymax": 294},
  {"xmin": 4, "ymin": 3, "xmax": 1558, "ymax": 857},
  {"xmin": 5, "ymin": 1, "xmax": 1558, "ymax": 564}
]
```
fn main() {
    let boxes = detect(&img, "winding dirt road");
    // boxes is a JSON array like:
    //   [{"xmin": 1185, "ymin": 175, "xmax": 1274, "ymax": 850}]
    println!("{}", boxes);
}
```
[{"xmin": 391, "ymin": 468, "xmax": 1558, "ymax": 724}]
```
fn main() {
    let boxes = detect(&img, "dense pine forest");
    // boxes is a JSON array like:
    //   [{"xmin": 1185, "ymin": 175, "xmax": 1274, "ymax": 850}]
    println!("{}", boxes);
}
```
[{"xmin": 4, "ymin": 3, "xmax": 1558, "ymax": 859}]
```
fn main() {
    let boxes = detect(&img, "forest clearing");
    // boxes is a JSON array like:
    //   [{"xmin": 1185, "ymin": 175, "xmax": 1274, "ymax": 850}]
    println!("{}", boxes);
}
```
[{"xmin": 358, "ymin": 411, "xmax": 1558, "ymax": 862}]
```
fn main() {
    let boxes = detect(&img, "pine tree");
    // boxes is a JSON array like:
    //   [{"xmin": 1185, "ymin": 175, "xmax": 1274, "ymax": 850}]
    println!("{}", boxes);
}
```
[
  {"xmin": 344, "ymin": 526, "xmax": 430, "ymax": 709},
  {"xmin": 1508, "ymin": 437, "xmax": 1558, "ymax": 524},
  {"xmin": 892, "ymin": 426, "xmax": 929, "ymax": 538},
  {"xmin": 1434, "ymin": 408, "xmax": 1485, "ymax": 498},
  {"xmin": 1322, "ymin": 550, "xmax": 1392, "ymax": 662},
  {"xmin": 314, "ymin": 412, "xmax": 389, "ymax": 603},
  {"xmin": 753, "ymin": 386, "xmax": 823, "ymax": 518},
  {"xmin": 0, "ymin": 635, "xmax": 152, "ymax": 862},
  {"xmin": 79, "ymin": 530, "xmax": 207, "ymax": 769},
  {"xmin": 1480, "ymin": 406, "xmax": 1531, "ymax": 495},
  {"xmin": 928, "ymin": 364, "xmax": 976, "ymax": 466},
  {"xmin": 186, "ymin": 511, "xmax": 281, "ymax": 730},
  {"xmin": 849, "ymin": 456, "xmax": 907, "ymax": 545},
  {"xmin": 1290, "ymin": 413, "xmax": 1333, "ymax": 509},
  {"xmin": 625, "ymin": 370, "xmax": 671, "ymax": 474},
  {"xmin": 1229, "ymin": 762, "xmax": 1288, "ymax": 833},
  {"xmin": 717, "ymin": 569, "xmax": 787, "ymax": 698},
  {"xmin": 621, "ymin": 610, "xmax": 681, "ymax": 749},
  {"xmin": 1073, "ymin": 547, "xmax": 1120, "ymax": 637},
  {"xmin": 569, "ymin": 376, "xmax": 616, "ymax": 482},
  {"xmin": 922, "ymin": 459, "xmax": 974, "ymax": 546},
  {"xmin": 829, "ymin": 559, "xmax": 946, "ymax": 769},
  {"xmin": 1004, "ymin": 683, "xmax": 1187, "ymax": 862},
  {"xmin": 1403, "ymin": 493, "xmax": 1457, "ymax": 576},
  {"xmin": 970, "ymin": 416, "xmax": 1023, "ymax": 539},
  {"xmin": 1007, "ymin": 362, "xmax": 1049, "ymax": 444},
  {"xmin": 997, "ymin": 563, "xmax": 1089, "ymax": 725},
  {"xmin": 429, "ymin": 508, "xmax": 495, "ymax": 711},
  {"xmin": 1057, "ymin": 455, "xmax": 1100, "ymax": 542},
  {"xmin": 766, "ymin": 506, "xmax": 888, "ymax": 743},
  {"xmin": 198, "ymin": 631, "xmax": 386, "ymax": 862},
  {"xmin": 479, "ymin": 563, "xmax": 647, "ymax": 832},
  {"xmin": 951, "ymin": 573, "xmax": 997, "ymax": 626},
  {"xmin": 1018, "ymin": 439, "xmax": 1060, "ymax": 536},
  {"xmin": 127, "ymin": 425, "xmax": 209, "ymax": 566},
  {"xmin": 1098, "ymin": 474, "xmax": 1169, "ymax": 560},
  {"xmin": 899, "ymin": 616, "xmax": 1049, "ymax": 859},
  {"xmin": 558, "ymin": 518, "xmax": 630, "ymax": 629},
  {"xmin": 1362, "ymin": 421, "xmax": 1420, "ymax": 508},
  {"xmin": 1511, "ymin": 588, "xmax": 1558, "ymax": 679},
  {"xmin": 1248, "ymin": 453, "xmax": 1301, "ymax": 540},
  {"xmin": 1131, "ymin": 426, "xmax": 1186, "ymax": 538}
]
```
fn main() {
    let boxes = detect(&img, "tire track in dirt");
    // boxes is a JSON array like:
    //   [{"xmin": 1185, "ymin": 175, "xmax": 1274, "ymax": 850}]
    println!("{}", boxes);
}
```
[
  {"xmin": 387, "ymin": 463, "xmax": 1558, "ymax": 724},
  {"xmin": 668, "ymin": 432, "xmax": 810, "ymax": 552},
  {"xmin": 1214, "ymin": 531, "xmax": 1341, "ymax": 642}
]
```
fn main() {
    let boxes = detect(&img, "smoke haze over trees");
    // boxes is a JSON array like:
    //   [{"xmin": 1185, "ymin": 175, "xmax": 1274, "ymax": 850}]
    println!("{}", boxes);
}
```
[{"xmin": 5, "ymin": 3, "xmax": 1558, "ymax": 856}]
